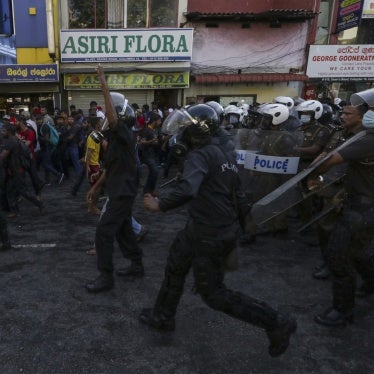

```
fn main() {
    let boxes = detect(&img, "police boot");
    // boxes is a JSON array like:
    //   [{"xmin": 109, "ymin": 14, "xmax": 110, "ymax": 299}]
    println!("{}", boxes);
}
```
[
  {"xmin": 139, "ymin": 279, "xmax": 182, "ymax": 331},
  {"xmin": 210, "ymin": 291, "xmax": 297, "ymax": 357},
  {"xmin": 314, "ymin": 307, "xmax": 354, "ymax": 327},
  {"xmin": 116, "ymin": 261, "xmax": 144, "ymax": 277},
  {"xmin": 85, "ymin": 272, "xmax": 114, "ymax": 293},
  {"xmin": 138, "ymin": 308, "xmax": 176, "ymax": 331},
  {"xmin": 266, "ymin": 314, "xmax": 298, "ymax": 357}
]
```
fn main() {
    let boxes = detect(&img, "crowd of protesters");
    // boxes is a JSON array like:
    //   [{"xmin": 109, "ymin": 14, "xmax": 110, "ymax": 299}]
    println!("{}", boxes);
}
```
[{"xmin": 0, "ymin": 99, "xmax": 174, "ymax": 252}]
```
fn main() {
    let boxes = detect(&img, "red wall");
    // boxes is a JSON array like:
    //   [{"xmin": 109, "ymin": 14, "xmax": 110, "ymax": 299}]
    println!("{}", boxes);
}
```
[{"xmin": 187, "ymin": 0, "xmax": 320, "ymax": 13}]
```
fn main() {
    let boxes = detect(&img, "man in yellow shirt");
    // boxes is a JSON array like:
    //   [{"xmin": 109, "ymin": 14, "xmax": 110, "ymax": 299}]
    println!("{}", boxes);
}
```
[{"xmin": 85, "ymin": 118, "xmax": 103, "ymax": 215}]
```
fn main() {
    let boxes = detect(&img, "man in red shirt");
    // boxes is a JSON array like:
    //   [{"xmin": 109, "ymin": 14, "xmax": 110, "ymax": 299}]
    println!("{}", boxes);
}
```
[{"xmin": 15, "ymin": 115, "xmax": 45, "ymax": 197}]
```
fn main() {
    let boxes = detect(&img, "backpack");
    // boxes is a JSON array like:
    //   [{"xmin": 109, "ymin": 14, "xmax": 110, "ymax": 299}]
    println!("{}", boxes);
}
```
[
  {"xmin": 41, "ymin": 122, "xmax": 60, "ymax": 146},
  {"xmin": 17, "ymin": 140, "xmax": 32, "ymax": 171}
]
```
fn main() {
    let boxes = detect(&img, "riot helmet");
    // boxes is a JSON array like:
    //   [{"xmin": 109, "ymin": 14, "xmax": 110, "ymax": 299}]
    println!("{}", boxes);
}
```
[
  {"xmin": 90, "ymin": 92, "xmax": 135, "ymax": 143},
  {"xmin": 295, "ymin": 100, "xmax": 323, "ymax": 121},
  {"xmin": 110, "ymin": 92, "xmax": 128, "ymax": 117},
  {"xmin": 319, "ymin": 104, "xmax": 333, "ymax": 126},
  {"xmin": 206, "ymin": 101, "xmax": 224, "ymax": 124},
  {"xmin": 273, "ymin": 96, "xmax": 294, "ymax": 109},
  {"xmin": 187, "ymin": 104, "xmax": 220, "ymax": 134},
  {"xmin": 109, "ymin": 92, "xmax": 135, "ymax": 127},
  {"xmin": 161, "ymin": 104, "xmax": 217, "ymax": 157},
  {"xmin": 258, "ymin": 103, "xmax": 289, "ymax": 126},
  {"xmin": 350, "ymin": 88, "xmax": 374, "ymax": 107}
]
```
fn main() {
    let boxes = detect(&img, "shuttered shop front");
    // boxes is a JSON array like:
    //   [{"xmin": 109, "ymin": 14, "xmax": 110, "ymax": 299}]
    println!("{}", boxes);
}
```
[{"xmin": 68, "ymin": 90, "xmax": 149, "ymax": 115}]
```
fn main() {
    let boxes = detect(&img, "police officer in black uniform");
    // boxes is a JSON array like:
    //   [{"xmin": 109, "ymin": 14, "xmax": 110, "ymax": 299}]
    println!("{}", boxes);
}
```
[
  {"xmin": 312, "ymin": 103, "xmax": 346, "ymax": 280},
  {"xmin": 311, "ymin": 96, "xmax": 374, "ymax": 326},
  {"xmin": 85, "ymin": 65, "xmax": 143, "ymax": 293},
  {"xmin": 140, "ymin": 104, "xmax": 297, "ymax": 357}
]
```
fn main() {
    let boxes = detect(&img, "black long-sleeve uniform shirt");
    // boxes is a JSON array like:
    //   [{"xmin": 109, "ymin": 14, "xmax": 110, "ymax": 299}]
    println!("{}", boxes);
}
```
[{"xmin": 159, "ymin": 143, "xmax": 249, "ymax": 240}]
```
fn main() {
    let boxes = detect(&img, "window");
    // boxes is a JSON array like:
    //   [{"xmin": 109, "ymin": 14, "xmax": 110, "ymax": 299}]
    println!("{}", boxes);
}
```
[
  {"xmin": 0, "ymin": 0, "xmax": 13, "ymax": 35},
  {"xmin": 68, "ymin": 0, "xmax": 178, "ymax": 29}
]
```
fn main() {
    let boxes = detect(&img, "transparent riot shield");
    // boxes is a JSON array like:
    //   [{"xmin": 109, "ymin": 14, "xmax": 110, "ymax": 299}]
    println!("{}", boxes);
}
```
[
  {"xmin": 233, "ymin": 129, "xmax": 303, "ymax": 233},
  {"xmin": 234, "ymin": 129, "xmax": 304, "ymax": 204}
]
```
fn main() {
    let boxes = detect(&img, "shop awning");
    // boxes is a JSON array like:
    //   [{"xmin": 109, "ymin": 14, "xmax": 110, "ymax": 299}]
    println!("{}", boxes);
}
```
[{"xmin": 193, "ymin": 73, "xmax": 309, "ymax": 84}]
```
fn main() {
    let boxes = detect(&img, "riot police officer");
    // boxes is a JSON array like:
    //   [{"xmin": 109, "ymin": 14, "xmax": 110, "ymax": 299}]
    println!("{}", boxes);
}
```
[
  {"xmin": 85, "ymin": 65, "xmax": 143, "ymax": 293},
  {"xmin": 294, "ymin": 100, "xmax": 332, "ymax": 224},
  {"xmin": 140, "ymin": 104, "xmax": 297, "ymax": 357},
  {"xmin": 311, "ymin": 90, "xmax": 374, "ymax": 326}
]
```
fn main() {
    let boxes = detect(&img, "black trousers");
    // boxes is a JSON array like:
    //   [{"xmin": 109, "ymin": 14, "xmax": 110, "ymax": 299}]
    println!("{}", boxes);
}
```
[
  {"xmin": 326, "ymin": 201, "xmax": 374, "ymax": 312},
  {"xmin": 6, "ymin": 172, "xmax": 42, "ymax": 213},
  {"xmin": 95, "ymin": 196, "xmax": 142, "ymax": 274},
  {"xmin": 152, "ymin": 226, "xmax": 279, "ymax": 330}
]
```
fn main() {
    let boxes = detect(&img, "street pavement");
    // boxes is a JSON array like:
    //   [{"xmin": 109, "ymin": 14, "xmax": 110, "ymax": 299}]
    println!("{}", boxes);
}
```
[{"xmin": 1, "ymin": 166, "xmax": 373, "ymax": 373}]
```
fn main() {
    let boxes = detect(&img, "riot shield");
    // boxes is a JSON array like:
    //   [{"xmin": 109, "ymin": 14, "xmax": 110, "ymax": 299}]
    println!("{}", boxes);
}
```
[
  {"xmin": 233, "ymin": 129, "xmax": 304, "ymax": 203},
  {"xmin": 250, "ymin": 130, "xmax": 368, "ymax": 225}
]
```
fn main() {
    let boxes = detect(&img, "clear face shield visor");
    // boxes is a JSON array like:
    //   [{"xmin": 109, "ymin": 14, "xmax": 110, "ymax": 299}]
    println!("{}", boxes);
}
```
[
  {"xmin": 161, "ymin": 109, "xmax": 196, "ymax": 136},
  {"xmin": 350, "ymin": 88, "xmax": 374, "ymax": 108}
]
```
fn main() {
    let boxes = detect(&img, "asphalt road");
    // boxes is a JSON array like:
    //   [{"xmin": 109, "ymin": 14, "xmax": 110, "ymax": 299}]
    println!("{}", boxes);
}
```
[{"xmin": 1, "ymin": 167, "xmax": 373, "ymax": 373}]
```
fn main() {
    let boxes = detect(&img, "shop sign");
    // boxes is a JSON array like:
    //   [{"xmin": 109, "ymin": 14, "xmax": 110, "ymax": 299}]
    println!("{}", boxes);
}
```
[
  {"xmin": 60, "ymin": 29, "xmax": 193, "ymax": 63},
  {"xmin": 0, "ymin": 64, "xmax": 59, "ymax": 82},
  {"xmin": 362, "ymin": 0, "xmax": 374, "ymax": 18},
  {"xmin": 335, "ymin": 0, "xmax": 363, "ymax": 33},
  {"xmin": 306, "ymin": 44, "xmax": 374, "ymax": 81},
  {"xmin": 64, "ymin": 72, "xmax": 189, "ymax": 89}
]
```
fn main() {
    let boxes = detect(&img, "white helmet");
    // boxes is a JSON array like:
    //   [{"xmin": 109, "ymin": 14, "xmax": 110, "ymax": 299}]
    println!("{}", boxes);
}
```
[
  {"xmin": 350, "ymin": 88, "xmax": 374, "ymax": 107},
  {"xmin": 295, "ymin": 100, "xmax": 323, "ymax": 120},
  {"xmin": 224, "ymin": 104, "xmax": 242, "ymax": 116},
  {"xmin": 258, "ymin": 103, "xmax": 289, "ymax": 125},
  {"xmin": 238, "ymin": 100, "xmax": 250, "ymax": 112},
  {"xmin": 206, "ymin": 101, "xmax": 224, "ymax": 117},
  {"xmin": 334, "ymin": 98, "xmax": 342, "ymax": 106},
  {"xmin": 273, "ymin": 96, "xmax": 294, "ymax": 109}
]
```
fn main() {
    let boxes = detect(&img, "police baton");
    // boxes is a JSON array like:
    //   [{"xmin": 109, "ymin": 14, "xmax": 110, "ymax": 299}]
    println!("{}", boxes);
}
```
[{"xmin": 297, "ymin": 205, "xmax": 336, "ymax": 233}]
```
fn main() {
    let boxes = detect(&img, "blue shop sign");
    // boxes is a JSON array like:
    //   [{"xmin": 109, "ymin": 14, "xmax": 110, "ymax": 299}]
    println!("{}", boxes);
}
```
[{"xmin": 0, "ymin": 64, "xmax": 59, "ymax": 82}]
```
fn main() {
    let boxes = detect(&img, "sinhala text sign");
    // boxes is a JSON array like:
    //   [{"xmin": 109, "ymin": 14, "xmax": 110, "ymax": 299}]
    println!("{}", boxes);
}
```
[
  {"xmin": 306, "ymin": 44, "xmax": 374, "ymax": 81},
  {"xmin": 60, "ymin": 29, "xmax": 193, "ymax": 63}
]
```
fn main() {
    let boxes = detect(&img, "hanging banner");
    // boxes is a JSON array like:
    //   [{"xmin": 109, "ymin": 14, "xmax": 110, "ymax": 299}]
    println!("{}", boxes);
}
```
[
  {"xmin": 60, "ymin": 29, "xmax": 193, "ymax": 63},
  {"xmin": 306, "ymin": 44, "xmax": 374, "ymax": 81},
  {"xmin": 64, "ymin": 71, "xmax": 189, "ymax": 89},
  {"xmin": 335, "ymin": 0, "xmax": 363, "ymax": 33}
]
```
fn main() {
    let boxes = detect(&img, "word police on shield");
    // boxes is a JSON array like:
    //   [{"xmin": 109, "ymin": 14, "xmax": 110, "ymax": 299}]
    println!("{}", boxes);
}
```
[{"xmin": 244, "ymin": 153, "xmax": 300, "ymax": 174}]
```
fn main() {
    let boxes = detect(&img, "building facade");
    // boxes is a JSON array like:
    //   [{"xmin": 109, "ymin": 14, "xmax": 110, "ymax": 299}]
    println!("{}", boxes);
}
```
[
  {"xmin": 0, "ymin": 0, "xmax": 59, "ymax": 116},
  {"xmin": 1, "ymin": 0, "xmax": 372, "ymax": 115}
]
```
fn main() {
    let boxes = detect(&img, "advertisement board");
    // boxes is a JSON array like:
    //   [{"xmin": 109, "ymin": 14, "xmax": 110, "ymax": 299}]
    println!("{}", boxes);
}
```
[
  {"xmin": 306, "ymin": 44, "xmax": 374, "ymax": 81},
  {"xmin": 335, "ymin": 0, "xmax": 363, "ymax": 33},
  {"xmin": 362, "ymin": 0, "xmax": 374, "ymax": 18}
]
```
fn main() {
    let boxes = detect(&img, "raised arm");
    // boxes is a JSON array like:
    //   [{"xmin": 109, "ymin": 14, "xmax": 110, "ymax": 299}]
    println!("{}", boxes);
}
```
[{"xmin": 96, "ymin": 65, "xmax": 117, "ymax": 129}]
